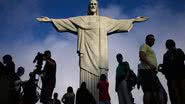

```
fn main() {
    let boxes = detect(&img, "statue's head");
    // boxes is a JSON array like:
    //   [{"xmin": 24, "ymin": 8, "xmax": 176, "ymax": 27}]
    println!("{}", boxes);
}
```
[{"xmin": 87, "ymin": 0, "xmax": 98, "ymax": 15}]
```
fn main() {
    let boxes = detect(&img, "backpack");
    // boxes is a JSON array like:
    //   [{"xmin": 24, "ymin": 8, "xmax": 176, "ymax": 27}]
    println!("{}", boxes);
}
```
[{"xmin": 127, "ymin": 70, "xmax": 137, "ymax": 91}]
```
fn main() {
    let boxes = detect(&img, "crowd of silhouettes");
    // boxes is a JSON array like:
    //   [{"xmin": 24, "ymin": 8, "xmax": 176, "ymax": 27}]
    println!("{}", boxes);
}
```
[{"xmin": 0, "ymin": 35, "xmax": 185, "ymax": 104}]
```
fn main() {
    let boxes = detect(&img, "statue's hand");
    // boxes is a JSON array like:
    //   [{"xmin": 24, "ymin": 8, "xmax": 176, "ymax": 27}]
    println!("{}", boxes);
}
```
[
  {"xmin": 36, "ymin": 16, "xmax": 51, "ymax": 22},
  {"xmin": 134, "ymin": 16, "xmax": 149, "ymax": 22}
]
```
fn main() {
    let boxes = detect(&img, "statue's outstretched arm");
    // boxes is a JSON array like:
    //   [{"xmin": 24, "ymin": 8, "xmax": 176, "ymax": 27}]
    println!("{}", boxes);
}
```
[
  {"xmin": 133, "ymin": 16, "xmax": 149, "ymax": 23},
  {"xmin": 36, "ymin": 16, "xmax": 51, "ymax": 22}
]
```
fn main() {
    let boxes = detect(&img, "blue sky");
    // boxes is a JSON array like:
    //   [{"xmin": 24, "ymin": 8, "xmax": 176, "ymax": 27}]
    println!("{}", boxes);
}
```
[{"xmin": 1, "ymin": 0, "xmax": 185, "ymax": 104}]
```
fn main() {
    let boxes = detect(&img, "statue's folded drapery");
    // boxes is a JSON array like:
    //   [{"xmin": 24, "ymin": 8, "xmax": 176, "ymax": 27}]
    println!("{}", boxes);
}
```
[{"xmin": 52, "ymin": 16, "xmax": 133, "ymax": 75}]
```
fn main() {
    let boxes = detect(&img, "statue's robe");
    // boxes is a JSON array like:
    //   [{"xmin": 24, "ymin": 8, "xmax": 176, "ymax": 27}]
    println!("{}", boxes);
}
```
[
  {"xmin": 52, "ymin": 16, "xmax": 133, "ymax": 75},
  {"xmin": 51, "ymin": 15, "xmax": 133, "ymax": 100}
]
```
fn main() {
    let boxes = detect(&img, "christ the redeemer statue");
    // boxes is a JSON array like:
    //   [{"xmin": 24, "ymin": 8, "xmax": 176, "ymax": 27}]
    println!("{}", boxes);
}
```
[{"xmin": 37, "ymin": 0, "xmax": 148, "ymax": 101}]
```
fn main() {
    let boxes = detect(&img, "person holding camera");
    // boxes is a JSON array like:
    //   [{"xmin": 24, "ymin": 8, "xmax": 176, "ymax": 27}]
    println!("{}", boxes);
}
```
[{"xmin": 40, "ymin": 50, "xmax": 57, "ymax": 104}]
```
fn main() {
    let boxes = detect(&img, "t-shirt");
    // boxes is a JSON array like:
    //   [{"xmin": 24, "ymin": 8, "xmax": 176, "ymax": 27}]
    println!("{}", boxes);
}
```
[
  {"xmin": 138, "ymin": 44, "xmax": 158, "ymax": 70},
  {"xmin": 97, "ymin": 80, "xmax": 110, "ymax": 101},
  {"xmin": 116, "ymin": 61, "xmax": 130, "ymax": 78},
  {"xmin": 115, "ymin": 61, "xmax": 130, "ymax": 92}
]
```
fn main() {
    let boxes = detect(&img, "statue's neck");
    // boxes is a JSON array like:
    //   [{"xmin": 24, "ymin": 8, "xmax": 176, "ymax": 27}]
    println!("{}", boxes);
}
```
[{"xmin": 89, "ymin": 12, "xmax": 98, "ymax": 16}]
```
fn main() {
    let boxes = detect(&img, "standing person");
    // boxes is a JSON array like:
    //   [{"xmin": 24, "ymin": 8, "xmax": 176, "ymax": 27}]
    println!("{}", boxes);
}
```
[
  {"xmin": 0, "ymin": 61, "xmax": 9, "ymax": 104},
  {"xmin": 14, "ymin": 66, "xmax": 25, "ymax": 104},
  {"xmin": 22, "ymin": 72, "xmax": 39, "ymax": 104},
  {"xmin": 159, "ymin": 39, "xmax": 185, "ymax": 104},
  {"xmin": 76, "ymin": 82, "xmax": 96, "ymax": 104},
  {"xmin": 2, "ymin": 54, "xmax": 17, "ymax": 104},
  {"xmin": 137, "ymin": 34, "xmax": 166, "ymax": 104},
  {"xmin": 40, "ymin": 50, "xmax": 57, "ymax": 104},
  {"xmin": 50, "ymin": 92, "xmax": 61, "ymax": 104},
  {"xmin": 61, "ymin": 86, "xmax": 75, "ymax": 104},
  {"xmin": 97, "ymin": 74, "xmax": 111, "ymax": 104},
  {"xmin": 36, "ymin": 0, "xmax": 148, "ymax": 100},
  {"xmin": 115, "ymin": 53, "xmax": 132, "ymax": 104}
]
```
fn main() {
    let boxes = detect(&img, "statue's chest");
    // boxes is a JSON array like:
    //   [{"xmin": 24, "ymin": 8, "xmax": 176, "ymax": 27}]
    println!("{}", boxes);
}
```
[
  {"xmin": 84, "ymin": 16, "xmax": 107, "ymax": 30},
  {"xmin": 87, "ymin": 19, "xmax": 99, "ymax": 27}
]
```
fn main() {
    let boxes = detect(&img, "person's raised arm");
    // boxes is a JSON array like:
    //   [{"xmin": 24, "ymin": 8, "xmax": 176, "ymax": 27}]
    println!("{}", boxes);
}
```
[{"xmin": 36, "ymin": 16, "xmax": 51, "ymax": 22}]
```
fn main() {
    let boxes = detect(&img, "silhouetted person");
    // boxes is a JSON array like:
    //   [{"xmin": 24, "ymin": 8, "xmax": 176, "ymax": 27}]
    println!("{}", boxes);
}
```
[
  {"xmin": 0, "ymin": 61, "xmax": 9, "ymax": 104},
  {"xmin": 137, "ymin": 34, "xmax": 166, "ymax": 104},
  {"xmin": 40, "ymin": 50, "xmax": 57, "ymax": 104},
  {"xmin": 50, "ymin": 92, "xmax": 61, "ymax": 104},
  {"xmin": 62, "ymin": 86, "xmax": 75, "ymax": 104},
  {"xmin": 159, "ymin": 39, "xmax": 185, "ymax": 104},
  {"xmin": 115, "ymin": 53, "xmax": 132, "ymax": 104},
  {"xmin": 76, "ymin": 82, "xmax": 96, "ymax": 104},
  {"xmin": 22, "ymin": 72, "xmax": 39, "ymax": 104},
  {"xmin": 97, "ymin": 74, "xmax": 111, "ymax": 104},
  {"xmin": 13, "ymin": 66, "xmax": 25, "ymax": 104},
  {"xmin": 2, "ymin": 54, "xmax": 18, "ymax": 104},
  {"xmin": 3, "ymin": 54, "xmax": 15, "ymax": 78},
  {"xmin": 127, "ymin": 69, "xmax": 137, "ymax": 104}
]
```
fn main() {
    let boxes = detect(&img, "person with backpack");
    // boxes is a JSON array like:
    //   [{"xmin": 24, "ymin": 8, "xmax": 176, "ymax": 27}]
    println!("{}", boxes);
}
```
[{"xmin": 159, "ymin": 39, "xmax": 185, "ymax": 104}]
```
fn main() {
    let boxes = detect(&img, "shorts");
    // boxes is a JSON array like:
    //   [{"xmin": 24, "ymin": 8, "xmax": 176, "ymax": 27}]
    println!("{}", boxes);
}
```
[{"xmin": 138, "ymin": 69, "xmax": 160, "ymax": 92}]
